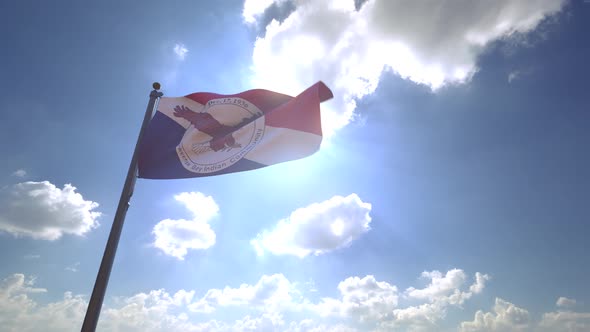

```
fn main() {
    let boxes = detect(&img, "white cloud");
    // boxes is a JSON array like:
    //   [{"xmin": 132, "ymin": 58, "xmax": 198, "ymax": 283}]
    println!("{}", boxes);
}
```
[
  {"xmin": 380, "ymin": 270, "xmax": 490, "ymax": 331},
  {"xmin": 539, "ymin": 310, "xmax": 590, "ymax": 332},
  {"xmin": 243, "ymin": 0, "xmax": 277, "ymax": 24},
  {"xmin": 1, "ymin": 274, "xmax": 46, "ymax": 296},
  {"xmin": 469, "ymin": 272, "xmax": 491, "ymax": 294},
  {"xmin": 5, "ymin": 271, "xmax": 588, "ymax": 332},
  {"xmin": 103, "ymin": 289, "xmax": 199, "ymax": 332},
  {"xmin": 245, "ymin": 0, "xmax": 566, "ymax": 136},
  {"xmin": 173, "ymin": 43, "xmax": 188, "ymax": 60},
  {"xmin": 404, "ymin": 270, "xmax": 489, "ymax": 307},
  {"xmin": 153, "ymin": 219, "xmax": 215, "ymax": 259},
  {"xmin": 406, "ymin": 269, "xmax": 468, "ymax": 301},
  {"xmin": 189, "ymin": 273, "xmax": 296, "ymax": 313},
  {"xmin": 65, "ymin": 262, "xmax": 80, "ymax": 273},
  {"xmin": 0, "ymin": 274, "xmax": 48, "ymax": 330},
  {"xmin": 460, "ymin": 298, "xmax": 531, "ymax": 332},
  {"xmin": 0, "ymin": 272, "xmax": 336, "ymax": 332},
  {"xmin": 508, "ymin": 67, "xmax": 536, "ymax": 83},
  {"xmin": 508, "ymin": 70, "xmax": 521, "ymax": 83},
  {"xmin": 152, "ymin": 192, "xmax": 218, "ymax": 259},
  {"xmin": 315, "ymin": 275, "xmax": 398, "ymax": 321},
  {"xmin": 173, "ymin": 192, "xmax": 219, "ymax": 222},
  {"xmin": 310, "ymin": 269, "xmax": 490, "ymax": 331},
  {"xmin": 12, "ymin": 169, "xmax": 26, "ymax": 177},
  {"xmin": 250, "ymin": 193, "xmax": 372, "ymax": 258},
  {"xmin": 0, "ymin": 181, "xmax": 100, "ymax": 240},
  {"xmin": 556, "ymin": 296, "xmax": 577, "ymax": 309},
  {"xmin": 461, "ymin": 297, "xmax": 590, "ymax": 332},
  {"xmin": 285, "ymin": 319, "xmax": 360, "ymax": 332}
]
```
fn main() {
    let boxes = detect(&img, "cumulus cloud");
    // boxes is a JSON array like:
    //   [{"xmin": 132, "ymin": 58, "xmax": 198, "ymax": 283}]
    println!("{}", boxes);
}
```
[
  {"xmin": 539, "ymin": 310, "xmax": 590, "ymax": 332},
  {"xmin": 380, "ymin": 270, "xmax": 490, "ymax": 331},
  {"xmin": 469, "ymin": 272, "xmax": 491, "ymax": 294},
  {"xmin": 460, "ymin": 297, "xmax": 590, "ymax": 332},
  {"xmin": 189, "ymin": 273, "xmax": 296, "ymax": 313},
  {"xmin": 0, "ymin": 181, "xmax": 100, "ymax": 240},
  {"xmin": 406, "ymin": 269, "xmax": 468, "ymax": 301},
  {"xmin": 308, "ymin": 269, "xmax": 490, "ymax": 331},
  {"xmin": 243, "ymin": 0, "xmax": 278, "ymax": 24},
  {"xmin": 250, "ymin": 193, "xmax": 372, "ymax": 258},
  {"xmin": 460, "ymin": 298, "xmax": 531, "ymax": 332},
  {"xmin": 152, "ymin": 192, "xmax": 218, "ymax": 259},
  {"xmin": 5, "ymin": 271, "xmax": 587, "ymax": 332},
  {"xmin": 315, "ymin": 275, "xmax": 398, "ymax": 321},
  {"xmin": 103, "ymin": 289, "xmax": 198, "ymax": 331},
  {"xmin": 556, "ymin": 296, "xmax": 577, "ymax": 309},
  {"xmin": 12, "ymin": 169, "xmax": 26, "ymax": 177},
  {"xmin": 0, "ymin": 273, "xmax": 349, "ymax": 332},
  {"xmin": 1, "ymin": 274, "xmax": 46, "ymax": 296},
  {"xmin": 245, "ymin": 0, "xmax": 566, "ymax": 135},
  {"xmin": 173, "ymin": 43, "xmax": 188, "ymax": 60},
  {"xmin": 404, "ymin": 270, "xmax": 489, "ymax": 306}
]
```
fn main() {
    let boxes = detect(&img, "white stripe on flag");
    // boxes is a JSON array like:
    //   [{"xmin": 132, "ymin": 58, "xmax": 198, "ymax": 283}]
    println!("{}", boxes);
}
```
[
  {"xmin": 244, "ymin": 125, "xmax": 322, "ymax": 165},
  {"xmin": 157, "ymin": 97, "xmax": 203, "ymax": 129}
]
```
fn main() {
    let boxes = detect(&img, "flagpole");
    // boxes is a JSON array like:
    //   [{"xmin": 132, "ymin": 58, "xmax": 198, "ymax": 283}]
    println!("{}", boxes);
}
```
[{"xmin": 81, "ymin": 83, "xmax": 163, "ymax": 332}]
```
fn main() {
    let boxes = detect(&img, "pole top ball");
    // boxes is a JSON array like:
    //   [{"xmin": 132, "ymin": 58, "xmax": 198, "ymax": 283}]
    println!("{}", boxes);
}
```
[{"xmin": 152, "ymin": 82, "xmax": 161, "ymax": 90}]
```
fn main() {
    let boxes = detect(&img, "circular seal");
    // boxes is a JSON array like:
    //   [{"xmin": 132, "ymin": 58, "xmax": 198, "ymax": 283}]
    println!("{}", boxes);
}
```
[{"xmin": 176, "ymin": 97, "xmax": 265, "ymax": 174}]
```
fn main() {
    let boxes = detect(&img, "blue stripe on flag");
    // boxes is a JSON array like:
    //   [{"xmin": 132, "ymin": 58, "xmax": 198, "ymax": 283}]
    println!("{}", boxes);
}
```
[{"xmin": 138, "ymin": 112, "xmax": 266, "ymax": 179}]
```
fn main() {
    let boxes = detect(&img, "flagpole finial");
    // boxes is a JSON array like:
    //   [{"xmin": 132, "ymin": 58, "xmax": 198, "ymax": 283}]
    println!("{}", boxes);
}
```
[{"xmin": 152, "ymin": 82, "xmax": 161, "ymax": 90}]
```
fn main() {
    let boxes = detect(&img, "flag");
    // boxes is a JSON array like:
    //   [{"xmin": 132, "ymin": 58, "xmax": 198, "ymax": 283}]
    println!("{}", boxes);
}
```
[{"xmin": 138, "ymin": 81, "xmax": 333, "ymax": 179}]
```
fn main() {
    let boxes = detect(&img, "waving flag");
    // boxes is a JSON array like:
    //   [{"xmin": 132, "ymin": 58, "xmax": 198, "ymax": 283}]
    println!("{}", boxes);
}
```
[{"xmin": 138, "ymin": 81, "xmax": 333, "ymax": 179}]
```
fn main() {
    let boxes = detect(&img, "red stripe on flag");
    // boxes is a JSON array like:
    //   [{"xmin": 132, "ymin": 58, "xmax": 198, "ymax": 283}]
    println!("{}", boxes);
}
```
[
  {"xmin": 184, "ymin": 90, "xmax": 292, "ymax": 112},
  {"xmin": 183, "ymin": 82, "xmax": 333, "ymax": 136},
  {"xmin": 265, "ymin": 82, "xmax": 332, "ymax": 136}
]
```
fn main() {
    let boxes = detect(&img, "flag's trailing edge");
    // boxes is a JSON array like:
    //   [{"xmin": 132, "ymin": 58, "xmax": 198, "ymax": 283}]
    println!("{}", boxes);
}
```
[{"xmin": 138, "ymin": 81, "xmax": 333, "ymax": 179}]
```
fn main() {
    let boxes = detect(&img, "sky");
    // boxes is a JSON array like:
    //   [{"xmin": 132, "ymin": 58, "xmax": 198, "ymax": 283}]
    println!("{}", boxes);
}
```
[{"xmin": 0, "ymin": 0, "xmax": 589, "ymax": 331}]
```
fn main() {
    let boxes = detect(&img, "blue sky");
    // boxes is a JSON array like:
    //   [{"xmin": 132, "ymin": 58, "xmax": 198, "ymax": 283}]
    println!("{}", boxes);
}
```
[{"xmin": 1, "ymin": 0, "xmax": 589, "ymax": 331}]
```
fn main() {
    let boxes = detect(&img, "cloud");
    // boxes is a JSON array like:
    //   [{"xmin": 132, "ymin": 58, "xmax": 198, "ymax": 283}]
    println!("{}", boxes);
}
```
[
  {"xmin": 0, "ymin": 181, "xmax": 100, "ymax": 240},
  {"xmin": 103, "ymin": 289, "xmax": 199, "ymax": 331},
  {"xmin": 0, "ymin": 274, "xmax": 48, "ymax": 329},
  {"xmin": 0, "ymin": 272, "xmax": 347, "ymax": 332},
  {"xmin": 65, "ymin": 262, "xmax": 80, "ymax": 273},
  {"xmin": 460, "ymin": 296, "xmax": 590, "ymax": 332},
  {"xmin": 314, "ymin": 275, "xmax": 398, "ymax": 321},
  {"xmin": 507, "ymin": 67, "xmax": 536, "ymax": 83},
  {"xmin": 460, "ymin": 298, "xmax": 531, "ymax": 332},
  {"xmin": 0, "ymin": 270, "xmax": 545, "ymax": 332},
  {"xmin": 308, "ymin": 269, "xmax": 489, "ymax": 331},
  {"xmin": 173, "ymin": 43, "xmax": 188, "ymax": 60},
  {"xmin": 251, "ymin": 193, "xmax": 372, "ymax": 258},
  {"xmin": 508, "ymin": 70, "xmax": 521, "ymax": 83},
  {"xmin": 469, "ymin": 272, "xmax": 491, "ymax": 294},
  {"xmin": 406, "ymin": 269, "xmax": 468, "ymax": 301},
  {"xmin": 1, "ymin": 274, "xmax": 46, "ymax": 296},
  {"xmin": 152, "ymin": 192, "xmax": 218, "ymax": 259},
  {"xmin": 556, "ymin": 296, "xmax": 577, "ymax": 309},
  {"xmin": 404, "ymin": 270, "xmax": 489, "ymax": 304},
  {"xmin": 243, "ymin": 0, "xmax": 278, "ymax": 24},
  {"xmin": 245, "ymin": 0, "xmax": 566, "ymax": 136},
  {"xmin": 539, "ymin": 310, "xmax": 590, "ymax": 332},
  {"xmin": 381, "ymin": 270, "xmax": 490, "ymax": 331},
  {"xmin": 188, "ymin": 273, "xmax": 297, "ymax": 313},
  {"xmin": 12, "ymin": 169, "xmax": 26, "ymax": 177}
]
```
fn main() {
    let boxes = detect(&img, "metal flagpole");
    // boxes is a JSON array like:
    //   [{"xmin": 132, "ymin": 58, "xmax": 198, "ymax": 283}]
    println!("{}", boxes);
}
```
[{"xmin": 81, "ymin": 83, "xmax": 163, "ymax": 332}]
